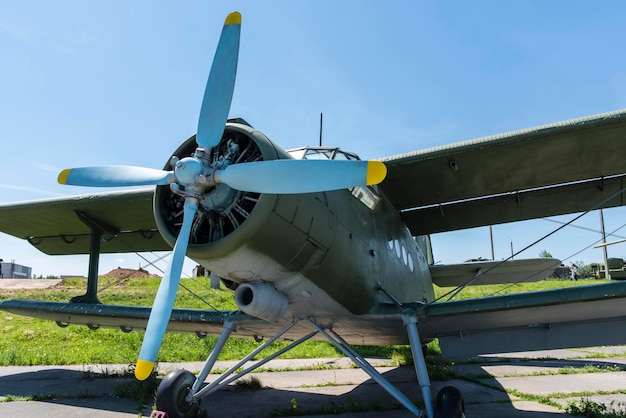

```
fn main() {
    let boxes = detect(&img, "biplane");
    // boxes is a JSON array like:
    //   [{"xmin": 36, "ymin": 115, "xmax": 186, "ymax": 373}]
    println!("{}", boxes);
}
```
[{"xmin": 2, "ymin": 11, "xmax": 626, "ymax": 418}]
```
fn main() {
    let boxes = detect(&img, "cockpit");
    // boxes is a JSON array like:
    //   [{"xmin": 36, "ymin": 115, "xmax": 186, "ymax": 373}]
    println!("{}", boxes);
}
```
[
  {"xmin": 287, "ymin": 146, "xmax": 381, "ymax": 209},
  {"xmin": 287, "ymin": 147, "xmax": 360, "ymax": 161}
]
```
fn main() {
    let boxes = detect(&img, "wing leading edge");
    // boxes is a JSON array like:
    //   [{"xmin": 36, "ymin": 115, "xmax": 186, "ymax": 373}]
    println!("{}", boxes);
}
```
[{"xmin": 378, "ymin": 109, "xmax": 626, "ymax": 235}]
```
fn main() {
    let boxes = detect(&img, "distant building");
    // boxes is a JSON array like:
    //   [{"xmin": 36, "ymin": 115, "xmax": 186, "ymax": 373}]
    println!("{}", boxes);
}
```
[
  {"xmin": 193, "ymin": 265, "xmax": 209, "ymax": 277},
  {"xmin": 0, "ymin": 261, "xmax": 32, "ymax": 279}
]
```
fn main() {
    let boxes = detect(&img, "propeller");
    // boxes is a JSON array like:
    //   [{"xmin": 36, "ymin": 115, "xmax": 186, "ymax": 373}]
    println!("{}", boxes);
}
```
[
  {"xmin": 216, "ymin": 159, "xmax": 386, "ymax": 194},
  {"xmin": 56, "ymin": 11, "xmax": 387, "ymax": 381},
  {"xmin": 59, "ymin": 159, "xmax": 387, "ymax": 193},
  {"xmin": 135, "ymin": 198, "xmax": 198, "ymax": 380},
  {"xmin": 58, "ymin": 166, "xmax": 173, "ymax": 187}
]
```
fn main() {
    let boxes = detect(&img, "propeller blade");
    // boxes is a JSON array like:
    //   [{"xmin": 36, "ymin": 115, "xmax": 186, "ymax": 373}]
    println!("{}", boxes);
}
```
[
  {"xmin": 216, "ymin": 160, "xmax": 387, "ymax": 194},
  {"xmin": 58, "ymin": 166, "xmax": 172, "ymax": 187},
  {"xmin": 135, "ymin": 199, "xmax": 198, "ymax": 381},
  {"xmin": 195, "ymin": 11, "xmax": 241, "ymax": 149}
]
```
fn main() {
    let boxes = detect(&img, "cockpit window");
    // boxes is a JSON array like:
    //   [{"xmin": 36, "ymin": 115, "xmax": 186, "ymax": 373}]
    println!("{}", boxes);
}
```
[
  {"xmin": 305, "ymin": 149, "xmax": 335, "ymax": 160},
  {"xmin": 288, "ymin": 149, "xmax": 306, "ymax": 160},
  {"xmin": 287, "ymin": 147, "xmax": 360, "ymax": 161},
  {"xmin": 331, "ymin": 151, "xmax": 351, "ymax": 160},
  {"xmin": 286, "ymin": 146, "xmax": 380, "ymax": 210}
]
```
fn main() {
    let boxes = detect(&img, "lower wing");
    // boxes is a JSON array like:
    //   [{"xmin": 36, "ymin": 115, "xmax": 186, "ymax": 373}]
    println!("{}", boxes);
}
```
[{"xmin": 3, "ymin": 280, "xmax": 626, "ymax": 355}]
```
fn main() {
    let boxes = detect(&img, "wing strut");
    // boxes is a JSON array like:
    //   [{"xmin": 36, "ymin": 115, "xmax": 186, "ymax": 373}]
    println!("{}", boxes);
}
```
[{"xmin": 70, "ymin": 211, "xmax": 120, "ymax": 304}]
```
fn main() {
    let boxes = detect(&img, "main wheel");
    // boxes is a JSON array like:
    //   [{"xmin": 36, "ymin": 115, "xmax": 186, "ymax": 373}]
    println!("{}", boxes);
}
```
[
  {"xmin": 434, "ymin": 386, "xmax": 465, "ymax": 418},
  {"xmin": 155, "ymin": 369, "xmax": 199, "ymax": 418}
]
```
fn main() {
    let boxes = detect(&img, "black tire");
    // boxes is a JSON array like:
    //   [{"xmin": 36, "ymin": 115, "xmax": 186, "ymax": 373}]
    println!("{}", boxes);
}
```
[
  {"xmin": 155, "ymin": 370, "xmax": 199, "ymax": 418},
  {"xmin": 434, "ymin": 386, "xmax": 465, "ymax": 418}
]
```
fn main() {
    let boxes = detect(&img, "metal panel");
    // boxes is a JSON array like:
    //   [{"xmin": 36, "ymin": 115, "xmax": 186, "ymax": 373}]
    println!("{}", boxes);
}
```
[
  {"xmin": 378, "ymin": 109, "xmax": 626, "ymax": 212},
  {"xmin": 402, "ymin": 175, "xmax": 626, "ymax": 235},
  {"xmin": 438, "ymin": 317, "xmax": 626, "ymax": 359},
  {"xmin": 0, "ymin": 188, "xmax": 170, "ymax": 254},
  {"xmin": 422, "ymin": 281, "xmax": 626, "ymax": 357}
]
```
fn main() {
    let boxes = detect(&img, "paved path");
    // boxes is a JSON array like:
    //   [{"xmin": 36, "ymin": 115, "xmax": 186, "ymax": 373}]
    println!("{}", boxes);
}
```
[
  {"xmin": 0, "ymin": 279, "xmax": 62, "ymax": 289},
  {"xmin": 1, "ymin": 347, "xmax": 626, "ymax": 417}
]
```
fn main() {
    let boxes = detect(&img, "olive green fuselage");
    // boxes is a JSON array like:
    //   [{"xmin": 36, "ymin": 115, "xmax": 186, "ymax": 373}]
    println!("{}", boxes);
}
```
[{"xmin": 155, "ymin": 122, "xmax": 434, "ymax": 318}]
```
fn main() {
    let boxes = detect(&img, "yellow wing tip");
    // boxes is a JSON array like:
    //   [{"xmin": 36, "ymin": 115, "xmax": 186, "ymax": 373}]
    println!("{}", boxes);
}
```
[
  {"xmin": 135, "ymin": 359, "xmax": 155, "ymax": 381},
  {"xmin": 225, "ymin": 12, "xmax": 241, "ymax": 25},
  {"xmin": 58, "ymin": 169, "xmax": 71, "ymax": 185},
  {"xmin": 366, "ymin": 161, "xmax": 387, "ymax": 185}
]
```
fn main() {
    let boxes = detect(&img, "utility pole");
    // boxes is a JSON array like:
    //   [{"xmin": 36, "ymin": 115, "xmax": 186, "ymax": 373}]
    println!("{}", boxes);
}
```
[
  {"xmin": 599, "ymin": 209, "xmax": 611, "ymax": 279},
  {"xmin": 489, "ymin": 225, "xmax": 495, "ymax": 260}
]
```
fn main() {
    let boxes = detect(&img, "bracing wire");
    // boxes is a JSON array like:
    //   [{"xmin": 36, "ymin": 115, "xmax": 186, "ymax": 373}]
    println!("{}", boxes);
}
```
[{"xmin": 428, "ymin": 183, "xmax": 626, "ymax": 305}]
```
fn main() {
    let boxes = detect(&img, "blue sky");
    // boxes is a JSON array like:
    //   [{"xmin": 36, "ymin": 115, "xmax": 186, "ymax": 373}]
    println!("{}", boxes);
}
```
[{"xmin": 1, "ymin": 1, "xmax": 626, "ymax": 277}]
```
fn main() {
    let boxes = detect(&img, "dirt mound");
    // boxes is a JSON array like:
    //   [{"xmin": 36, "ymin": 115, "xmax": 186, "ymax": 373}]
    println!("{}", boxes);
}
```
[{"xmin": 102, "ymin": 268, "xmax": 160, "ymax": 279}]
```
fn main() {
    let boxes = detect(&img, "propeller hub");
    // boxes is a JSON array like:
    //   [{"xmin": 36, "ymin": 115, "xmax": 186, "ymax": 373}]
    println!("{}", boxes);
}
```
[{"xmin": 174, "ymin": 157, "xmax": 204, "ymax": 186}]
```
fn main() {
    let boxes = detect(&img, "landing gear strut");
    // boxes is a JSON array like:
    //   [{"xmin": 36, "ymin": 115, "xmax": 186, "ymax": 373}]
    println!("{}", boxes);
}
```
[{"xmin": 154, "ymin": 314, "xmax": 464, "ymax": 418}]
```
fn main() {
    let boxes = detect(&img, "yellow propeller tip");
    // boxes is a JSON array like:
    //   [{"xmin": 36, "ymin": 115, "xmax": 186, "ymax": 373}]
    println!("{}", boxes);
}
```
[
  {"xmin": 135, "ymin": 359, "xmax": 155, "ymax": 381},
  {"xmin": 366, "ymin": 161, "xmax": 387, "ymax": 185},
  {"xmin": 58, "ymin": 169, "xmax": 71, "ymax": 185},
  {"xmin": 225, "ymin": 11, "xmax": 241, "ymax": 25}
]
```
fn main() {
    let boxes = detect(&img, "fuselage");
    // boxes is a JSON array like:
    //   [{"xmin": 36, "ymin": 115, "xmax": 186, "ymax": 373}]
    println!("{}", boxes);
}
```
[{"xmin": 154, "ymin": 121, "xmax": 435, "ymax": 320}]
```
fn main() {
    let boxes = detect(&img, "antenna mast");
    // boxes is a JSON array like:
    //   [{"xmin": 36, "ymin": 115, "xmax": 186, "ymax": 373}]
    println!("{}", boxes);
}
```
[{"xmin": 319, "ymin": 113, "xmax": 323, "ymax": 147}]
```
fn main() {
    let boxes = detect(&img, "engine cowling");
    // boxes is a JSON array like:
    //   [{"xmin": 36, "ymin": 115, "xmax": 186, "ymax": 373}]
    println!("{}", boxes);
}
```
[
  {"xmin": 154, "ymin": 120, "xmax": 285, "ymax": 259},
  {"xmin": 234, "ymin": 282, "xmax": 289, "ymax": 321}
]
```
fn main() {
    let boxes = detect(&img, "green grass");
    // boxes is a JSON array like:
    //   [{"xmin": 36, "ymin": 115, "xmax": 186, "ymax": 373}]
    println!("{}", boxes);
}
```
[
  {"xmin": 0, "ymin": 276, "xmax": 607, "ymax": 367},
  {"xmin": 0, "ymin": 276, "xmax": 347, "ymax": 366}
]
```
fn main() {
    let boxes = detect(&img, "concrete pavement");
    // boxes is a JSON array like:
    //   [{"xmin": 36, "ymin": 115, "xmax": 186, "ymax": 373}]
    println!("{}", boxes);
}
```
[{"xmin": 1, "ymin": 347, "xmax": 626, "ymax": 417}]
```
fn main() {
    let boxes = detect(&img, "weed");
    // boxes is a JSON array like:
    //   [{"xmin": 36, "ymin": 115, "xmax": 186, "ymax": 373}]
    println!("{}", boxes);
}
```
[
  {"xmin": 564, "ymin": 398, "xmax": 626, "ymax": 417},
  {"xmin": 557, "ymin": 364, "xmax": 624, "ymax": 375},
  {"xmin": 113, "ymin": 364, "xmax": 159, "ymax": 411},
  {"xmin": 272, "ymin": 395, "xmax": 391, "ymax": 416},
  {"xmin": 232, "ymin": 375, "xmax": 264, "ymax": 391}
]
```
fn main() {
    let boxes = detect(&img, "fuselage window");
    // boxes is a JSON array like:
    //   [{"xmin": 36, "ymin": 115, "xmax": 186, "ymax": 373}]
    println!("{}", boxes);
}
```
[
  {"xmin": 350, "ymin": 186, "xmax": 381, "ymax": 210},
  {"xmin": 387, "ymin": 235, "xmax": 415, "ymax": 272}
]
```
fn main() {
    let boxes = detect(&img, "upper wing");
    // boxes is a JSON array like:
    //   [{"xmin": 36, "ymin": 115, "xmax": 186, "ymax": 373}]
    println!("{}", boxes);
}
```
[
  {"xmin": 378, "ymin": 109, "xmax": 626, "ymax": 235},
  {"xmin": 0, "ymin": 188, "xmax": 170, "ymax": 255}
]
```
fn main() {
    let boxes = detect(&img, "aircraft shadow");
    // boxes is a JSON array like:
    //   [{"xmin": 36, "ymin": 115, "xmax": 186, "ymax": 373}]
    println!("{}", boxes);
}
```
[
  {"xmin": 197, "ymin": 362, "xmax": 574, "ymax": 417},
  {"xmin": 1, "ymin": 355, "xmax": 613, "ymax": 417},
  {"xmin": 0, "ymin": 368, "xmax": 146, "ymax": 416}
]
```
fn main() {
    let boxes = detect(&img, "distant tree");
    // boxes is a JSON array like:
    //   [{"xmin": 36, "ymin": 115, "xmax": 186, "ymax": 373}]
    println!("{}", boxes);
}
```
[{"xmin": 539, "ymin": 250, "xmax": 553, "ymax": 258}]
